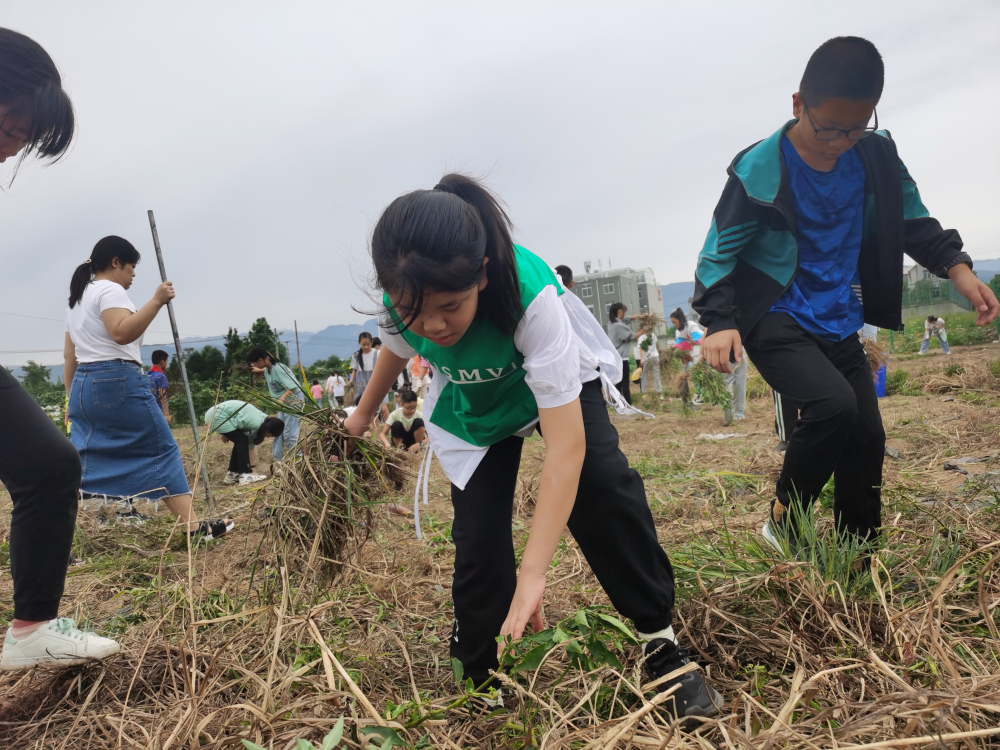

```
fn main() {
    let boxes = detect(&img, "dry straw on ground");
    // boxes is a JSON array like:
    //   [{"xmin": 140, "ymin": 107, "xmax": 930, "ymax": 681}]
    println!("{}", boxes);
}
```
[{"xmin": 1, "ymin": 348, "xmax": 1000, "ymax": 748}]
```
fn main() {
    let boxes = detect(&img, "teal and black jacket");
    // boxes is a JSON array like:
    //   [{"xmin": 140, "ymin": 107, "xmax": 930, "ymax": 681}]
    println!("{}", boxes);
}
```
[{"xmin": 692, "ymin": 121, "xmax": 972, "ymax": 336}]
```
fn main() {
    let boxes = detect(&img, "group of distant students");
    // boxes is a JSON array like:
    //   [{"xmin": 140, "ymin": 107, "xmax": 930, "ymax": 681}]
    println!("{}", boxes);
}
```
[{"xmin": 4, "ymin": 31, "xmax": 1000, "ymax": 727}]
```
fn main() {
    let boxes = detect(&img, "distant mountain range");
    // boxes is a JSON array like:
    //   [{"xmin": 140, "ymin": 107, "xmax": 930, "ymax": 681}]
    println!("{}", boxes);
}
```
[{"xmin": 136, "ymin": 319, "xmax": 380, "ymax": 367}]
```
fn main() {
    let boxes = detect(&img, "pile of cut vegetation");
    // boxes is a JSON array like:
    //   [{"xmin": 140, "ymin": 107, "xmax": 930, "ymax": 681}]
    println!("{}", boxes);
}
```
[{"xmin": 2, "ymin": 403, "xmax": 1000, "ymax": 748}]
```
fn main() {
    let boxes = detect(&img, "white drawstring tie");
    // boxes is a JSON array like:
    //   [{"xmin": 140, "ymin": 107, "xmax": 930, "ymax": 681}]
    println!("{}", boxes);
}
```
[{"xmin": 412, "ymin": 442, "xmax": 434, "ymax": 540}]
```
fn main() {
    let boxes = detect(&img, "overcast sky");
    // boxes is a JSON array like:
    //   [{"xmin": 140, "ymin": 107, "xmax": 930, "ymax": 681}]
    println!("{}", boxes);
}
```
[{"xmin": 2, "ymin": 1, "xmax": 998, "ymax": 366}]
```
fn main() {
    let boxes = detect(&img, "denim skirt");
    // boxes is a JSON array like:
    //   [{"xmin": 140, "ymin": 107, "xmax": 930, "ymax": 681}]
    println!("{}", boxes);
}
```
[{"xmin": 68, "ymin": 359, "xmax": 190, "ymax": 499}]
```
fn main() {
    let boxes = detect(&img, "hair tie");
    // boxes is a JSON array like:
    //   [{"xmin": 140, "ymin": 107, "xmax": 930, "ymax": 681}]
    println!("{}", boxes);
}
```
[
  {"xmin": 84, "ymin": 258, "xmax": 92, "ymax": 265},
  {"xmin": 433, "ymin": 183, "xmax": 451, "ymax": 193}
]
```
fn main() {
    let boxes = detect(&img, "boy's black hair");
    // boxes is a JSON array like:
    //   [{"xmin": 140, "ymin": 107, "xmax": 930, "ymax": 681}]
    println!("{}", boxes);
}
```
[
  {"xmin": 554, "ymin": 265, "xmax": 573, "ymax": 287},
  {"xmin": 256, "ymin": 416, "xmax": 285, "ymax": 444},
  {"xmin": 670, "ymin": 307, "xmax": 687, "ymax": 329},
  {"xmin": 246, "ymin": 346, "xmax": 271, "ymax": 363},
  {"xmin": 370, "ymin": 173, "xmax": 523, "ymax": 336},
  {"xmin": 333, "ymin": 409, "xmax": 349, "ymax": 420},
  {"xmin": 927, "ymin": 315, "xmax": 938, "ymax": 322},
  {"xmin": 608, "ymin": 301, "xmax": 626, "ymax": 324},
  {"xmin": 371, "ymin": 336, "xmax": 382, "ymax": 347},
  {"xmin": 800, "ymin": 36, "xmax": 884, "ymax": 107},
  {"xmin": 358, "ymin": 331, "xmax": 372, "ymax": 342},
  {"xmin": 151, "ymin": 350, "xmax": 169, "ymax": 365},
  {"xmin": 398, "ymin": 388, "xmax": 418, "ymax": 404},
  {"xmin": 0, "ymin": 28, "xmax": 75, "ymax": 165},
  {"xmin": 311, "ymin": 379, "xmax": 319, "ymax": 385},
  {"xmin": 68, "ymin": 236, "xmax": 141, "ymax": 309}
]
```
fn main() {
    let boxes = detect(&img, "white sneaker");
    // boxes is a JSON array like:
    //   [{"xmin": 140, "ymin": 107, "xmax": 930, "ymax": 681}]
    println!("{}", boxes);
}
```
[
  {"xmin": 0, "ymin": 618, "xmax": 120, "ymax": 671},
  {"xmin": 238, "ymin": 473, "xmax": 268, "ymax": 485},
  {"xmin": 222, "ymin": 471, "xmax": 239, "ymax": 485}
]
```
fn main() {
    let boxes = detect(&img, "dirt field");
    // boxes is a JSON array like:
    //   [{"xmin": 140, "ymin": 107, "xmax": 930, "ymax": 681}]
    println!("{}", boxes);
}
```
[{"xmin": 2, "ymin": 344, "xmax": 1000, "ymax": 748}]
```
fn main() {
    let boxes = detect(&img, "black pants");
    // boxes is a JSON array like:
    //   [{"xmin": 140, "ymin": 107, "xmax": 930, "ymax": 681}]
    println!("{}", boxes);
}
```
[
  {"xmin": 744, "ymin": 313, "xmax": 885, "ymax": 542},
  {"xmin": 773, "ymin": 390, "xmax": 799, "ymax": 443},
  {"xmin": 0, "ymin": 366, "xmax": 81, "ymax": 621},
  {"xmin": 390, "ymin": 418, "xmax": 424, "ymax": 448},
  {"xmin": 617, "ymin": 358, "xmax": 632, "ymax": 405},
  {"xmin": 450, "ymin": 379, "xmax": 674, "ymax": 685},
  {"xmin": 223, "ymin": 429, "xmax": 253, "ymax": 474}
]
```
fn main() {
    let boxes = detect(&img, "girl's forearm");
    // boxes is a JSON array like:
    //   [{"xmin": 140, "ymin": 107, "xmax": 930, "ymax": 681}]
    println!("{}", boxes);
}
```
[{"xmin": 519, "ymin": 404, "xmax": 586, "ymax": 579}]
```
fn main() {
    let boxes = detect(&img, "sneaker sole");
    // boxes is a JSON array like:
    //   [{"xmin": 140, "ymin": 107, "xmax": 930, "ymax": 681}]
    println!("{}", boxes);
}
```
[{"xmin": 0, "ymin": 643, "xmax": 120, "ymax": 671}]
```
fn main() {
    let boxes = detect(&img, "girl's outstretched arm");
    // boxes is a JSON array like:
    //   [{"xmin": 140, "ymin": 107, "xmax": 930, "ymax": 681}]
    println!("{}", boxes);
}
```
[
  {"xmin": 498, "ymin": 398, "xmax": 586, "ymax": 652},
  {"xmin": 343, "ymin": 347, "xmax": 408, "ymax": 435}
]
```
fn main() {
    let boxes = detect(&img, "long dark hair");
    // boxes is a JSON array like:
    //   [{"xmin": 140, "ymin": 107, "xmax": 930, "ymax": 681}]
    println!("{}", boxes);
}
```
[
  {"xmin": 670, "ymin": 307, "xmax": 687, "ymax": 330},
  {"xmin": 0, "ymin": 28, "xmax": 75, "ymax": 165},
  {"xmin": 370, "ymin": 173, "xmax": 523, "ymax": 336},
  {"xmin": 68, "ymin": 236, "xmax": 141, "ymax": 308}
]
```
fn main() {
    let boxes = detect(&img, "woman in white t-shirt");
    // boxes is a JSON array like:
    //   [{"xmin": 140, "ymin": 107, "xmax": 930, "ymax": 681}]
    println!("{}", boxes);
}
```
[{"xmin": 64, "ymin": 236, "xmax": 232, "ymax": 539}]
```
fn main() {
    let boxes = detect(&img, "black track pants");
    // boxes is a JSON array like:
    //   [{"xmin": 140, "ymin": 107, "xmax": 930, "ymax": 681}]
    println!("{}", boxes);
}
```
[
  {"xmin": 223, "ymin": 430, "xmax": 253, "ymax": 474},
  {"xmin": 449, "ymin": 379, "xmax": 674, "ymax": 686},
  {"xmin": 0, "ymin": 366, "xmax": 81, "ymax": 621},
  {"xmin": 743, "ymin": 313, "xmax": 885, "ymax": 542},
  {"xmin": 772, "ymin": 390, "xmax": 799, "ymax": 443}
]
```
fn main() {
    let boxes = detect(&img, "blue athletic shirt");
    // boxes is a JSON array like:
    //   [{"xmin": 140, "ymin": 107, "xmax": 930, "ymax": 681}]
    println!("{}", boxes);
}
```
[{"xmin": 769, "ymin": 135, "xmax": 865, "ymax": 341}]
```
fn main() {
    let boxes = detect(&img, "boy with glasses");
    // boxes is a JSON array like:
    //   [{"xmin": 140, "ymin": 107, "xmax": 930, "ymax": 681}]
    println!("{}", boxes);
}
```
[{"xmin": 694, "ymin": 37, "xmax": 998, "ymax": 555}]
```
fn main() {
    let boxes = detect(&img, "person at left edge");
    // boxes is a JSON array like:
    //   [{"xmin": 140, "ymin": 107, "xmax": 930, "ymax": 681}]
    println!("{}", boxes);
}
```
[
  {"xmin": 247, "ymin": 347, "xmax": 303, "ymax": 464},
  {"xmin": 343, "ymin": 173, "xmax": 722, "ymax": 720}
]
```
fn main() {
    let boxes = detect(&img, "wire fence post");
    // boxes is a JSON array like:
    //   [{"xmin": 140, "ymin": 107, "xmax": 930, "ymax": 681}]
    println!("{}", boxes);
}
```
[{"xmin": 147, "ymin": 210, "xmax": 216, "ymax": 514}]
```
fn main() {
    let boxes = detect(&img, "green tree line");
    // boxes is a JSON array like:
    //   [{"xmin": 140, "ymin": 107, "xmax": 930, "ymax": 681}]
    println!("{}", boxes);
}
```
[{"xmin": 19, "ymin": 316, "xmax": 352, "ymax": 427}]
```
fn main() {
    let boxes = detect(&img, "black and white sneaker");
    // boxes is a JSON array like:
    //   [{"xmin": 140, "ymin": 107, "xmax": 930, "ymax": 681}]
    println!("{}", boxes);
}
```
[
  {"xmin": 117, "ymin": 507, "xmax": 150, "ymax": 525},
  {"xmin": 644, "ymin": 638, "xmax": 723, "ymax": 720},
  {"xmin": 188, "ymin": 519, "xmax": 235, "ymax": 540}
]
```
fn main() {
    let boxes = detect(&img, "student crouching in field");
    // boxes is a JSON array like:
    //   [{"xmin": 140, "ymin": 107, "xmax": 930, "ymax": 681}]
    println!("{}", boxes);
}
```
[
  {"xmin": 694, "ymin": 37, "xmax": 998, "ymax": 559},
  {"xmin": 64, "ymin": 236, "xmax": 235, "ymax": 542},
  {"xmin": 920, "ymin": 315, "xmax": 950, "ymax": 355},
  {"xmin": 204, "ymin": 400, "xmax": 284, "ymax": 485},
  {"xmin": 344, "ymin": 173, "xmax": 722, "ymax": 719},
  {"xmin": 247, "ymin": 347, "xmax": 304, "ymax": 464},
  {"xmin": 379, "ymin": 388, "xmax": 426, "ymax": 453}
]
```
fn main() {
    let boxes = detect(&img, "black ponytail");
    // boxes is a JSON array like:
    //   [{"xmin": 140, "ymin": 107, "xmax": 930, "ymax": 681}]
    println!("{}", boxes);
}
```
[
  {"xmin": 369, "ymin": 173, "xmax": 523, "ymax": 336},
  {"xmin": 0, "ymin": 28, "xmax": 75, "ymax": 164},
  {"xmin": 68, "ymin": 235, "xmax": 141, "ymax": 308},
  {"xmin": 670, "ymin": 307, "xmax": 687, "ymax": 330}
]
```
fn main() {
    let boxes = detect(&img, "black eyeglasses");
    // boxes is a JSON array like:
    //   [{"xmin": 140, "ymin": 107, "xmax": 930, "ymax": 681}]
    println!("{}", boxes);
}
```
[{"xmin": 802, "ymin": 105, "xmax": 878, "ymax": 141}]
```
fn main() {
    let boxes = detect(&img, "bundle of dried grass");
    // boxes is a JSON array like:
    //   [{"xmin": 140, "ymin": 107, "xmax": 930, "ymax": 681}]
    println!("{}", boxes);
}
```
[
  {"xmin": 863, "ymin": 336, "xmax": 889, "ymax": 376},
  {"xmin": 261, "ymin": 412, "xmax": 406, "ymax": 591}
]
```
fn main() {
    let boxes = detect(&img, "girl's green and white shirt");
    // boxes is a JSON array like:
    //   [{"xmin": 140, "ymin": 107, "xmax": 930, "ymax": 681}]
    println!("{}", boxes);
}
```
[{"xmin": 379, "ymin": 245, "xmax": 622, "ymax": 489}]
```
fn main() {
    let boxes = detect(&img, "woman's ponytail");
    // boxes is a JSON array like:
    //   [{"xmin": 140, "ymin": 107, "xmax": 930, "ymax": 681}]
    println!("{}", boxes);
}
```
[
  {"xmin": 68, "ymin": 235, "xmax": 141, "ymax": 308},
  {"xmin": 369, "ymin": 173, "xmax": 523, "ymax": 336},
  {"xmin": 68, "ymin": 261, "xmax": 92, "ymax": 308}
]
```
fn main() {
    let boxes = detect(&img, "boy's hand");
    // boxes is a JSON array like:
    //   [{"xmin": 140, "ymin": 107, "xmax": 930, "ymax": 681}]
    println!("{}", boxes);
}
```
[
  {"xmin": 948, "ymin": 264, "xmax": 1000, "ymax": 326},
  {"xmin": 702, "ymin": 329, "xmax": 743, "ymax": 373}
]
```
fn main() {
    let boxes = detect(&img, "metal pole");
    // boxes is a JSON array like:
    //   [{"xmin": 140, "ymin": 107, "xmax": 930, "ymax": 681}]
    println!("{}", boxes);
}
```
[
  {"xmin": 147, "ymin": 210, "xmax": 216, "ymax": 513},
  {"xmin": 294, "ymin": 320, "xmax": 307, "ymax": 388}
]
